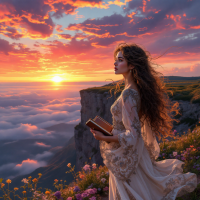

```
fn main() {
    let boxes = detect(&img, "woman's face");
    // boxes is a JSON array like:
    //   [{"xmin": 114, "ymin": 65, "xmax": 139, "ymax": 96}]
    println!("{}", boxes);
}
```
[{"xmin": 114, "ymin": 51, "xmax": 129, "ymax": 74}]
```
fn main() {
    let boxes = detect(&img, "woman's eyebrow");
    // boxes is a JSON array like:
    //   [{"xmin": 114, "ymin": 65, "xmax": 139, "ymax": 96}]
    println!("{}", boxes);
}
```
[{"xmin": 117, "ymin": 57, "xmax": 124, "ymax": 59}]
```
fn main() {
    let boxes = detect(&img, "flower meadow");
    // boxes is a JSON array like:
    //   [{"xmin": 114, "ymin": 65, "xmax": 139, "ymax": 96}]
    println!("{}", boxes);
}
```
[{"xmin": 1, "ymin": 126, "xmax": 200, "ymax": 200}]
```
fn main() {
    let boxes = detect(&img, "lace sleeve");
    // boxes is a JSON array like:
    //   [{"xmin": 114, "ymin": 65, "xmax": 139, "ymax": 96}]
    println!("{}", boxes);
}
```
[{"xmin": 118, "ymin": 89, "xmax": 141, "ymax": 150}]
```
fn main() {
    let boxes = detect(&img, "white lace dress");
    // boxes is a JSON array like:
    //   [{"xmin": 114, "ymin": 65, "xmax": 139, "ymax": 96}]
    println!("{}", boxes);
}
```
[{"xmin": 99, "ymin": 88, "xmax": 197, "ymax": 200}]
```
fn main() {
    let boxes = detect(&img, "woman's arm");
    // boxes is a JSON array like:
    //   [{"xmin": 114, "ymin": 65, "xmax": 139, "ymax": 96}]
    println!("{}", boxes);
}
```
[{"xmin": 90, "ymin": 128, "xmax": 119, "ymax": 143}]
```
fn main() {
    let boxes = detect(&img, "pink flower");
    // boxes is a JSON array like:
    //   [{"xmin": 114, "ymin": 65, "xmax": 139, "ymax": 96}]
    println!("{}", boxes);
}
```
[
  {"xmin": 83, "ymin": 164, "xmax": 90, "ymax": 171},
  {"xmin": 67, "ymin": 198, "xmax": 73, "ymax": 200},
  {"xmin": 92, "ymin": 188, "xmax": 97, "ymax": 193},
  {"xmin": 103, "ymin": 187, "xmax": 109, "ymax": 191},
  {"xmin": 173, "ymin": 152, "xmax": 177, "ymax": 157}
]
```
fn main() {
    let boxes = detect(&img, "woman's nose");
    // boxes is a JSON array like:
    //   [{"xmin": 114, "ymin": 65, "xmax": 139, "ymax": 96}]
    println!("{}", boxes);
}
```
[{"xmin": 114, "ymin": 61, "xmax": 117, "ymax": 66}]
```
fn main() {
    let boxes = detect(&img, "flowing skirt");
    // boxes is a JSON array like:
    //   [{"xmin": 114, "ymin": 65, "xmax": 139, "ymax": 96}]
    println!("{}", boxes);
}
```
[{"xmin": 108, "ymin": 145, "xmax": 197, "ymax": 200}]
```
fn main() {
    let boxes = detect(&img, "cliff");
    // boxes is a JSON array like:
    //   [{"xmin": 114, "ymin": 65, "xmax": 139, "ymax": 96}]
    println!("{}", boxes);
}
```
[{"xmin": 74, "ymin": 82, "xmax": 200, "ymax": 171}]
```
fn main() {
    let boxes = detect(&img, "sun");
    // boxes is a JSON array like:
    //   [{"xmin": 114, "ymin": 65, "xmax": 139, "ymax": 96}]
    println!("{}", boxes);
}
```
[{"xmin": 52, "ymin": 76, "xmax": 62, "ymax": 82}]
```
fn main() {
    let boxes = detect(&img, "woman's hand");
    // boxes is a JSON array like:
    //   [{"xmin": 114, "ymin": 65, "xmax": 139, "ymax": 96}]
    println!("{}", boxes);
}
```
[{"xmin": 90, "ymin": 128, "xmax": 105, "ymax": 141}]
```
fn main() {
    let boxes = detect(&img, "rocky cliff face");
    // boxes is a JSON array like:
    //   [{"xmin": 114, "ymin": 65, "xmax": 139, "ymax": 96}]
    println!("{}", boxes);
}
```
[{"xmin": 74, "ymin": 85, "xmax": 200, "ymax": 171}]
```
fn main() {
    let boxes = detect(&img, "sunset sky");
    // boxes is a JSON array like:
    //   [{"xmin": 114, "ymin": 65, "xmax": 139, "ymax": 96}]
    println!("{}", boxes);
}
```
[{"xmin": 0, "ymin": 0, "xmax": 200, "ymax": 82}]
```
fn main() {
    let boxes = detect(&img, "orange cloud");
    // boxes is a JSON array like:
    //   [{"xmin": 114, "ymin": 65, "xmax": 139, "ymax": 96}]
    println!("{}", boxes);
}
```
[
  {"xmin": 56, "ymin": 25, "xmax": 64, "ymax": 33},
  {"xmin": 189, "ymin": 25, "xmax": 200, "ymax": 29},
  {"xmin": 16, "ymin": 158, "xmax": 37, "ymax": 167},
  {"xmin": 127, "ymin": 12, "xmax": 136, "ymax": 18},
  {"xmin": 35, "ymin": 142, "xmax": 51, "ymax": 147}
]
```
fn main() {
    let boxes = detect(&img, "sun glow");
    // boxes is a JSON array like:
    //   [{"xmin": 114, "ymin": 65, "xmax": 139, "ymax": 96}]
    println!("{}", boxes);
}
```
[{"xmin": 52, "ymin": 76, "xmax": 62, "ymax": 82}]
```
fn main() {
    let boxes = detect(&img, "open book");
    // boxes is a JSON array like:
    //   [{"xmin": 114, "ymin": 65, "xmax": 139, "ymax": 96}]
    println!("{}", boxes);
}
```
[{"xmin": 85, "ymin": 115, "xmax": 113, "ymax": 136}]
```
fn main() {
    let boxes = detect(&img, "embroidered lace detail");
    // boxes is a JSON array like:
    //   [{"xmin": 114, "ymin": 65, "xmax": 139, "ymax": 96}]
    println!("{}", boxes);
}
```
[
  {"xmin": 99, "ymin": 140, "xmax": 139, "ymax": 181},
  {"xmin": 160, "ymin": 172, "xmax": 197, "ymax": 200},
  {"xmin": 113, "ymin": 117, "xmax": 126, "ymax": 131}
]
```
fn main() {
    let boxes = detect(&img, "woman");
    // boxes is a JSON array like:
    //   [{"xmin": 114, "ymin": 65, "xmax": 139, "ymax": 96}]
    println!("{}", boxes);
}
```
[{"xmin": 90, "ymin": 43, "xmax": 197, "ymax": 200}]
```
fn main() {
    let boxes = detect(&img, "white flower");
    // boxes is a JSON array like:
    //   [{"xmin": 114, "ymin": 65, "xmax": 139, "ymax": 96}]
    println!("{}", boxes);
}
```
[
  {"xmin": 101, "ymin": 178, "xmax": 106, "ymax": 183},
  {"xmin": 173, "ymin": 152, "xmax": 177, "ymax": 157},
  {"xmin": 21, "ymin": 178, "xmax": 29, "ymax": 184}
]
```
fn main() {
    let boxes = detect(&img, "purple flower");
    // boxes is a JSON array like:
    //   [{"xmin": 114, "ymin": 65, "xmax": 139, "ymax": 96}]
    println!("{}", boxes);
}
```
[
  {"xmin": 193, "ymin": 166, "xmax": 196, "ymax": 169},
  {"xmin": 73, "ymin": 186, "xmax": 80, "ymax": 192},
  {"xmin": 81, "ymin": 193, "xmax": 88, "ymax": 198},
  {"xmin": 197, "ymin": 167, "xmax": 200, "ymax": 170},
  {"xmin": 190, "ymin": 157, "xmax": 193, "ymax": 160},
  {"xmin": 75, "ymin": 193, "xmax": 83, "ymax": 200},
  {"xmin": 89, "ymin": 197, "xmax": 96, "ymax": 200},
  {"xmin": 98, "ymin": 188, "xmax": 101, "ymax": 191},
  {"xmin": 54, "ymin": 191, "xmax": 61, "ymax": 199},
  {"xmin": 162, "ymin": 153, "xmax": 165, "ymax": 156},
  {"xmin": 181, "ymin": 157, "xmax": 186, "ymax": 161},
  {"xmin": 197, "ymin": 147, "xmax": 200, "ymax": 151}
]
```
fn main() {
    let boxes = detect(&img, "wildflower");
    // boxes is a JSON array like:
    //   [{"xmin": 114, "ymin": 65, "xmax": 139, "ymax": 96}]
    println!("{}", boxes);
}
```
[
  {"xmin": 83, "ymin": 164, "xmax": 90, "ymax": 171},
  {"xmin": 103, "ymin": 186, "xmax": 109, "ymax": 191},
  {"xmin": 54, "ymin": 191, "xmax": 61, "ymax": 199},
  {"xmin": 197, "ymin": 167, "xmax": 200, "ymax": 171},
  {"xmin": 54, "ymin": 179, "xmax": 58, "ymax": 182},
  {"xmin": 73, "ymin": 186, "xmax": 80, "ymax": 192},
  {"xmin": 86, "ymin": 188, "xmax": 96, "ymax": 194},
  {"xmin": 6, "ymin": 179, "xmax": 11, "ymax": 184},
  {"xmin": 89, "ymin": 197, "xmax": 96, "ymax": 200},
  {"xmin": 81, "ymin": 192, "xmax": 88, "ymax": 198},
  {"xmin": 21, "ymin": 178, "xmax": 29, "ymax": 184},
  {"xmin": 45, "ymin": 191, "xmax": 50, "ymax": 195},
  {"xmin": 67, "ymin": 198, "xmax": 73, "ymax": 200},
  {"xmin": 80, "ymin": 174, "xmax": 85, "ymax": 179},
  {"xmin": 92, "ymin": 163, "xmax": 97, "ymax": 169},
  {"xmin": 38, "ymin": 173, "xmax": 42, "ymax": 177},
  {"xmin": 101, "ymin": 178, "xmax": 106, "ymax": 183},
  {"xmin": 28, "ymin": 176, "xmax": 32, "ymax": 179},
  {"xmin": 162, "ymin": 153, "xmax": 165, "ymax": 156},
  {"xmin": 106, "ymin": 171, "xmax": 109, "ymax": 175},
  {"xmin": 75, "ymin": 193, "xmax": 83, "ymax": 200},
  {"xmin": 98, "ymin": 188, "xmax": 101, "ymax": 191},
  {"xmin": 192, "ymin": 148, "xmax": 197, "ymax": 151},
  {"xmin": 197, "ymin": 147, "xmax": 200, "ymax": 151},
  {"xmin": 1, "ymin": 183, "xmax": 5, "ymax": 188},
  {"xmin": 173, "ymin": 130, "xmax": 177, "ymax": 135},
  {"xmin": 32, "ymin": 178, "xmax": 38, "ymax": 183},
  {"xmin": 181, "ymin": 157, "xmax": 186, "ymax": 161},
  {"xmin": 173, "ymin": 152, "xmax": 177, "ymax": 157},
  {"xmin": 14, "ymin": 187, "xmax": 19, "ymax": 191},
  {"xmin": 67, "ymin": 163, "xmax": 71, "ymax": 168},
  {"xmin": 190, "ymin": 145, "xmax": 194, "ymax": 148},
  {"xmin": 193, "ymin": 166, "xmax": 196, "ymax": 169},
  {"xmin": 22, "ymin": 191, "xmax": 26, "ymax": 194}
]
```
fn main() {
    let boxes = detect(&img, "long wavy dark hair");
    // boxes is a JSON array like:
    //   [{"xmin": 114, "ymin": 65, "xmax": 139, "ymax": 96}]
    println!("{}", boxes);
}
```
[{"xmin": 109, "ymin": 43, "xmax": 181, "ymax": 141}]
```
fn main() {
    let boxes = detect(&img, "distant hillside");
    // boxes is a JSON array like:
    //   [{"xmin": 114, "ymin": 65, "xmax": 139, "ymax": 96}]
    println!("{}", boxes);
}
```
[
  {"xmin": 6, "ymin": 136, "xmax": 77, "ymax": 197},
  {"xmin": 44, "ymin": 122, "xmax": 77, "ymax": 133}
]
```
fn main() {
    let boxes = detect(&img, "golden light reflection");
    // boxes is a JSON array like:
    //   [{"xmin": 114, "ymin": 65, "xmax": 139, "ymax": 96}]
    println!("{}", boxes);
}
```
[{"xmin": 52, "ymin": 76, "xmax": 62, "ymax": 82}]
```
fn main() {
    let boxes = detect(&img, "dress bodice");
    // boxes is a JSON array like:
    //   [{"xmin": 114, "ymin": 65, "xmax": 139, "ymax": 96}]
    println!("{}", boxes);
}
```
[{"xmin": 110, "ymin": 93, "xmax": 126, "ymax": 133}]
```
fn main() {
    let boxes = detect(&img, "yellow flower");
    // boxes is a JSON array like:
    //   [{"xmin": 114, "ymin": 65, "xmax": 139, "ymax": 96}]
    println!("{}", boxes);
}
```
[
  {"xmin": 32, "ymin": 178, "xmax": 38, "ymax": 183},
  {"xmin": 14, "ymin": 187, "xmax": 19, "ymax": 191},
  {"xmin": 45, "ymin": 191, "xmax": 50, "ymax": 195},
  {"xmin": 28, "ymin": 176, "xmax": 32, "ymax": 179},
  {"xmin": 6, "ymin": 179, "xmax": 11, "ymax": 184},
  {"xmin": 67, "ymin": 163, "xmax": 71, "ymax": 168},
  {"xmin": 38, "ymin": 173, "xmax": 42, "ymax": 177},
  {"xmin": 22, "ymin": 191, "xmax": 26, "ymax": 194},
  {"xmin": 1, "ymin": 183, "xmax": 5, "ymax": 188}
]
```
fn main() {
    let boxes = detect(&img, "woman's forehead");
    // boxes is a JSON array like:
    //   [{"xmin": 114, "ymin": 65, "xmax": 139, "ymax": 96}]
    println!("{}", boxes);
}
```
[{"xmin": 116, "ymin": 51, "xmax": 123, "ymax": 57}]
